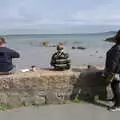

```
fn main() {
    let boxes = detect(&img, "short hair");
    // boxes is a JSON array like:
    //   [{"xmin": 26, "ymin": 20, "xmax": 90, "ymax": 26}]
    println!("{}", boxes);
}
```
[
  {"xmin": 0, "ymin": 37, "xmax": 6, "ymax": 45},
  {"xmin": 56, "ymin": 42, "xmax": 64, "ymax": 50}
]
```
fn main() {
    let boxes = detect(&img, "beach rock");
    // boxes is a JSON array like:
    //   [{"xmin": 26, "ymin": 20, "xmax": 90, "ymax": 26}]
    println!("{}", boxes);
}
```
[
  {"xmin": 105, "ymin": 37, "xmax": 115, "ymax": 43},
  {"xmin": 87, "ymin": 65, "xmax": 104, "ymax": 70},
  {"xmin": 39, "ymin": 41, "xmax": 66, "ymax": 48},
  {"xmin": 87, "ymin": 65, "xmax": 97, "ymax": 70},
  {"xmin": 72, "ymin": 46, "xmax": 76, "ymax": 49},
  {"xmin": 72, "ymin": 46, "xmax": 86, "ymax": 50},
  {"xmin": 96, "ymin": 51, "xmax": 99, "ymax": 53},
  {"xmin": 98, "ymin": 56, "xmax": 103, "ymax": 58},
  {"xmin": 77, "ymin": 46, "xmax": 86, "ymax": 50},
  {"xmin": 40, "ymin": 41, "xmax": 49, "ymax": 47}
]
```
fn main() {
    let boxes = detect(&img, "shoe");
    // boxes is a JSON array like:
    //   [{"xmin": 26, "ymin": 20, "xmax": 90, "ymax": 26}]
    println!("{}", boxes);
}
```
[{"xmin": 108, "ymin": 106, "xmax": 120, "ymax": 111}]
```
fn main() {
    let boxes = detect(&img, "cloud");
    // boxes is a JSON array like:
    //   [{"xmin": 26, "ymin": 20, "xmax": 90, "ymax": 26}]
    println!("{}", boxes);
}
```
[
  {"xmin": 0, "ymin": 0, "xmax": 120, "ymax": 32},
  {"xmin": 69, "ymin": 2, "xmax": 120, "ymax": 25},
  {"xmin": 0, "ymin": 0, "xmax": 46, "ymax": 28}
]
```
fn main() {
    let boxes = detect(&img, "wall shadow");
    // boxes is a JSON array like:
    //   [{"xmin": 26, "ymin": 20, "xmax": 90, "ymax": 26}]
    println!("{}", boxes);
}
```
[{"xmin": 71, "ymin": 70, "xmax": 110, "ymax": 108}]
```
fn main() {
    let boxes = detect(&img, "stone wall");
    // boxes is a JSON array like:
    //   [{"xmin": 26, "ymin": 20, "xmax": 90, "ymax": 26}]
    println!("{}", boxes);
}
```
[{"xmin": 0, "ymin": 69, "xmax": 109, "ymax": 108}]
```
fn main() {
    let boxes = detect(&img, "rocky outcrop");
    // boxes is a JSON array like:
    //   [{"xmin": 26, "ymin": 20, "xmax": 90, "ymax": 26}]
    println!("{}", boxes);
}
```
[
  {"xmin": 105, "ymin": 37, "xmax": 115, "ymax": 43},
  {"xmin": 72, "ymin": 46, "xmax": 86, "ymax": 50},
  {"xmin": 0, "ymin": 69, "xmax": 110, "ymax": 108}
]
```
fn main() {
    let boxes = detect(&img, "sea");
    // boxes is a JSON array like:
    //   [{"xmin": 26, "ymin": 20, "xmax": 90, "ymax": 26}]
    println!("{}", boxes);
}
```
[{"xmin": 2, "ymin": 32, "xmax": 116, "ymax": 71}]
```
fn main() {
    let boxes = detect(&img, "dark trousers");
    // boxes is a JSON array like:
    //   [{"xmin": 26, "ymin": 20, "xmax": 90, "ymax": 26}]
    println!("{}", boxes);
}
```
[{"xmin": 111, "ymin": 80, "xmax": 120, "ymax": 107}]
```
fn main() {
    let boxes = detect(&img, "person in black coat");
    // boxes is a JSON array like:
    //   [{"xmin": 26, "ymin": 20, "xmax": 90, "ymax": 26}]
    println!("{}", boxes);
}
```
[
  {"xmin": 50, "ymin": 44, "xmax": 71, "ymax": 70},
  {"xmin": 0, "ymin": 37, "xmax": 20, "ymax": 74},
  {"xmin": 105, "ymin": 30, "xmax": 120, "ymax": 111}
]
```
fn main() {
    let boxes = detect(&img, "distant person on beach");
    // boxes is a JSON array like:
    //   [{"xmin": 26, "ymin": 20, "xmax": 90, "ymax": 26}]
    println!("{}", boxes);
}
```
[
  {"xmin": 50, "ymin": 43, "xmax": 71, "ymax": 70},
  {"xmin": 104, "ymin": 30, "xmax": 120, "ymax": 111},
  {"xmin": 0, "ymin": 37, "xmax": 20, "ymax": 74}
]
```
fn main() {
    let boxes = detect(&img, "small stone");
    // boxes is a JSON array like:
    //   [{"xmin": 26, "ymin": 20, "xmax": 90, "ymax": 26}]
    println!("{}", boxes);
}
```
[
  {"xmin": 7, "ymin": 93, "xmax": 22, "ymax": 107},
  {"xmin": 72, "ymin": 46, "xmax": 76, "ymax": 49},
  {"xmin": 77, "ymin": 46, "xmax": 86, "ymax": 50},
  {"xmin": 96, "ymin": 51, "xmax": 98, "ymax": 53},
  {"xmin": 32, "ymin": 96, "xmax": 45, "ymax": 105},
  {"xmin": 0, "ymin": 93, "xmax": 7, "ymax": 106},
  {"xmin": 98, "ymin": 56, "xmax": 103, "ymax": 58}
]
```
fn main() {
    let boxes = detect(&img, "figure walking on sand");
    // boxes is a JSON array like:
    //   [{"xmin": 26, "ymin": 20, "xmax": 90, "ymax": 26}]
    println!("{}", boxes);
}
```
[
  {"xmin": 0, "ymin": 37, "xmax": 20, "ymax": 74},
  {"xmin": 50, "ymin": 43, "xmax": 71, "ymax": 71},
  {"xmin": 104, "ymin": 30, "xmax": 120, "ymax": 111}
]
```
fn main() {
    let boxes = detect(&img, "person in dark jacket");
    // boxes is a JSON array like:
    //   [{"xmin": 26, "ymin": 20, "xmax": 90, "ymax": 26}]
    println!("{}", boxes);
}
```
[
  {"xmin": 50, "ymin": 44, "xmax": 71, "ymax": 70},
  {"xmin": 0, "ymin": 37, "xmax": 20, "ymax": 74},
  {"xmin": 105, "ymin": 30, "xmax": 120, "ymax": 111}
]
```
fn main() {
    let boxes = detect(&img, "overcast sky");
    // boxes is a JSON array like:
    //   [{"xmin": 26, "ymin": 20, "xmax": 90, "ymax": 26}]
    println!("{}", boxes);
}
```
[{"xmin": 0, "ymin": 0, "xmax": 120, "ymax": 34}]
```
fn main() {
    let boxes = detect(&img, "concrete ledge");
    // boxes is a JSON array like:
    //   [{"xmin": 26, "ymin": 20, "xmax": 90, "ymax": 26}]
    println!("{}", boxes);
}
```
[{"xmin": 0, "ymin": 69, "xmax": 109, "ymax": 107}]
